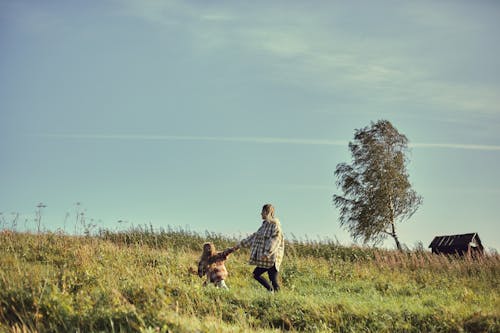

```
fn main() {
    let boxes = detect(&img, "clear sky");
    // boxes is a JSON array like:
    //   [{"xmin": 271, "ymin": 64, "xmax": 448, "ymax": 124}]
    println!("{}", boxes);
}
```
[{"xmin": 1, "ymin": 1, "xmax": 499, "ymax": 250}]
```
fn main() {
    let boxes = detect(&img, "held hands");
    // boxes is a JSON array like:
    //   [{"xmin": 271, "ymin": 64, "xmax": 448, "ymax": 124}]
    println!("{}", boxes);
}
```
[{"xmin": 224, "ymin": 245, "xmax": 240, "ymax": 254}]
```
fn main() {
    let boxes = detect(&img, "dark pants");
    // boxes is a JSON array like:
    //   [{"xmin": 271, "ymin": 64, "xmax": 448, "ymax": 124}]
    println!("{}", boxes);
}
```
[{"xmin": 253, "ymin": 265, "xmax": 280, "ymax": 291}]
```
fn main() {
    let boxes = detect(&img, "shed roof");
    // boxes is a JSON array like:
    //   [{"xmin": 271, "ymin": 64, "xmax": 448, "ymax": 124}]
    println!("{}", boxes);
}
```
[{"xmin": 428, "ymin": 233, "xmax": 483, "ymax": 249}]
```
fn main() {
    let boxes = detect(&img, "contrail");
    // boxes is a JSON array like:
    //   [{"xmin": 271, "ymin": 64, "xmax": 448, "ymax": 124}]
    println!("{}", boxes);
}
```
[
  {"xmin": 41, "ymin": 134, "xmax": 500, "ymax": 151},
  {"xmin": 41, "ymin": 134, "xmax": 349, "ymax": 146},
  {"xmin": 410, "ymin": 143, "xmax": 500, "ymax": 151}
]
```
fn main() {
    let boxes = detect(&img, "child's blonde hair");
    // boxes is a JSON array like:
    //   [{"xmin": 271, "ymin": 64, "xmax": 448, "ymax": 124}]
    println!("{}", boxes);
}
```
[{"xmin": 201, "ymin": 242, "xmax": 216, "ymax": 259}]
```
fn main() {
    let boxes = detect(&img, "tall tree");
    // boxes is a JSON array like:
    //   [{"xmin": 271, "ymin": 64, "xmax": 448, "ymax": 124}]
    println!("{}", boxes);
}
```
[{"xmin": 333, "ymin": 120, "xmax": 422, "ymax": 250}]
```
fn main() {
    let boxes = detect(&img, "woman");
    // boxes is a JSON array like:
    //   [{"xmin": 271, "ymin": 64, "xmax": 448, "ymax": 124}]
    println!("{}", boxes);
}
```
[{"xmin": 234, "ymin": 204, "xmax": 285, "ymax": 292}]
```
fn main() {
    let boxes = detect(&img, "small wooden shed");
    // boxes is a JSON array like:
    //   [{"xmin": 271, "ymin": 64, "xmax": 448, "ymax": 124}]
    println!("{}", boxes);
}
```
[{"xmin": 428, "ymin": 233, "xmax": 484, "ymax": 256}]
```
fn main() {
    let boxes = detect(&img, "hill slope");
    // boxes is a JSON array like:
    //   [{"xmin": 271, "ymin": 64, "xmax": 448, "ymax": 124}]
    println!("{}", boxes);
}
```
[{"xmin": 0, "ymin": 229, "xmax": 498, "ymax": 332}]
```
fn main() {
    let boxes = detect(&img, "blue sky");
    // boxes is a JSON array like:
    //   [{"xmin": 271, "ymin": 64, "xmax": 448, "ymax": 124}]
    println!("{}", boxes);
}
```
[{"xmin": 1, "ymin": 1, "xmax": 499, "ymax": 250}]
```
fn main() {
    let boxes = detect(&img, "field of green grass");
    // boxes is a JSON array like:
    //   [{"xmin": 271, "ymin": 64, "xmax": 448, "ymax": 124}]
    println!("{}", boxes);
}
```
[{"xmin": 0, "ymin": 227, "xmax": 498, "ymax": 332}]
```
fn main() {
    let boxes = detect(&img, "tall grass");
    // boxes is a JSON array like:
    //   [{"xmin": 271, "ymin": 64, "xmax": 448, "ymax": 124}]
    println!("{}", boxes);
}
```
[{"xmin": 0, "ymin": 228, "xmax": 498, "ymax": 332}]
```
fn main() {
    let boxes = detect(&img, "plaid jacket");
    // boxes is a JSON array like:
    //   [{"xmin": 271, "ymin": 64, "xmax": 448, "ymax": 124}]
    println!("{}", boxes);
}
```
[
  {"xmin": 239, "ymin": 219, "xmax": 285, "ymax": 270},
  {"xmin": 198, "ymin": 248, "xmax": 235, "ymax": 284}
]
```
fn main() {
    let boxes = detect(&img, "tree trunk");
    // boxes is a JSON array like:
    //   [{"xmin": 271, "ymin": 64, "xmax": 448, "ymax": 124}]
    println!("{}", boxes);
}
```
[
  {"xmin": 391, "ymin": 222, "xmax": 402, "ymax": 251},
  {"xmin": 388, "ymin": 196, "xmax": 402, "ymax": 251}
]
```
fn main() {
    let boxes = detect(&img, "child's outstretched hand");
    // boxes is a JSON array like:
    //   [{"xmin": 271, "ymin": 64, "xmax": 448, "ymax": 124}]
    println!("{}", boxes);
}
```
[{"xmin": 225, "ymin": 246, "xmax": 237, "ymax": 254}]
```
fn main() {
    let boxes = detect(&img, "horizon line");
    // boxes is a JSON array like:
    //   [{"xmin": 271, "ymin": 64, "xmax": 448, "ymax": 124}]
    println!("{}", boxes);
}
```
[{"xmin": 39, "ymin": 134, "xmax": 500, "ymax": 151}]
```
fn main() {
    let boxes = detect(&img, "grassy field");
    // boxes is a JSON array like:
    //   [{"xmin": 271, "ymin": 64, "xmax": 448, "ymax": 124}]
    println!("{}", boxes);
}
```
[{"xmin": 0, "ymin": 227, "xmax": 498, "ymax": 332}]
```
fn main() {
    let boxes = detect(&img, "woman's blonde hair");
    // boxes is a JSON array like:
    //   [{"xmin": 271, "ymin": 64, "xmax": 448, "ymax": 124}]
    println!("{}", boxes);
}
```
[{"xmin": 261, "ymin": 204, "xmax": 275, "ymax": 220}]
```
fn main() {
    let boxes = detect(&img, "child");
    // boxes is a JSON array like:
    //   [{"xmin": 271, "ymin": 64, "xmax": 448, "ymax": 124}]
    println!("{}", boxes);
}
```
[{"xmin": 197, "ymin": 242, "xmax": 235, "ymax": 289}]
